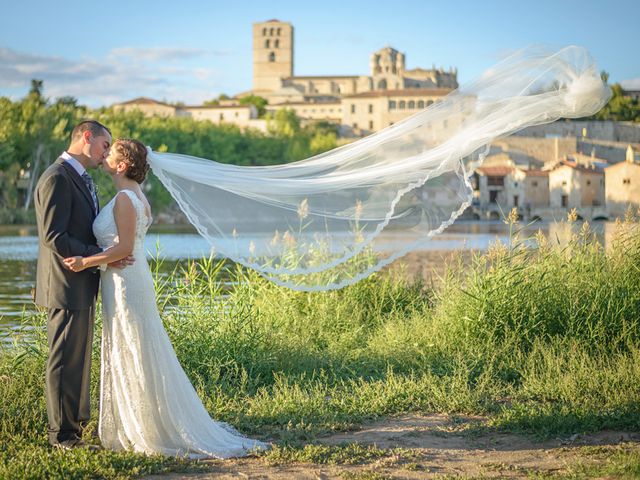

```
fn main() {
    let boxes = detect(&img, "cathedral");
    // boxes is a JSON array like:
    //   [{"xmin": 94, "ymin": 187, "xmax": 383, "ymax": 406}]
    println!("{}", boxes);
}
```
[
  {"xmin": 115, "ymin": 20, "xmax": 459, "ymax": 136},
  {"xmin": 249, "ymin": 19, "xmax": 458, "ymax": 134},
  {"xmin": 251, "ymin": 19, "xmax": 457, "ymax": 102}
]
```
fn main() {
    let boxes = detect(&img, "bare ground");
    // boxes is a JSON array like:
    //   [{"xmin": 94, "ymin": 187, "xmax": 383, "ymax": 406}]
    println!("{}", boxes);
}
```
[{"xmin": 145, "ymin": 414, "xmax": 640, "ymax": 479}]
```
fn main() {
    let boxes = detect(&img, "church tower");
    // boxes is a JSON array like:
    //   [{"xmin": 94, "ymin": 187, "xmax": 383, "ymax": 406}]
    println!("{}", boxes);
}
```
[{"xmin": 252, "ymin": 20, "xmax": 294, "ymax": 93}]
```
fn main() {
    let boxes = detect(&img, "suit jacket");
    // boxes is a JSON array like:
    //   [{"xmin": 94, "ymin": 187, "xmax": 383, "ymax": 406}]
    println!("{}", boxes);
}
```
[{"xmin": 34, "ymin": 157, "xmax": 102, "ymax": 310}]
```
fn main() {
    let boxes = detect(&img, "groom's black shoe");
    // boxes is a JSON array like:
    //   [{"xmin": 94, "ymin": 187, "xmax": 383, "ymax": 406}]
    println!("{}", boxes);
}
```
[{"xmin": 53, "ymin": 436, "xmax": 101, "ymax": 451}]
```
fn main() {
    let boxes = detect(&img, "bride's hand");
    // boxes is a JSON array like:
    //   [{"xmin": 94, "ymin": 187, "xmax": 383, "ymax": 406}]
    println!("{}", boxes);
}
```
[{"xmin": 63, "ymin": 256, "xmax": 86, "ymax": 272}]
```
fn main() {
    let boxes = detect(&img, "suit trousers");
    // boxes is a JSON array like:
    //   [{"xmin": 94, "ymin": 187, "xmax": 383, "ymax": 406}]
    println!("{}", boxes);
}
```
[{"xmin": 45, "ymin": 306, "xmax": 95, "ymax": 445}]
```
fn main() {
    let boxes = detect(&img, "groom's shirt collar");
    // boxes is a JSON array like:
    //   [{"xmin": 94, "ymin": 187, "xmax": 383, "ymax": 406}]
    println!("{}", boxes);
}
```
[{"xmin": 61, "ymin": 151, "xmax": 87, "ymax": 177}]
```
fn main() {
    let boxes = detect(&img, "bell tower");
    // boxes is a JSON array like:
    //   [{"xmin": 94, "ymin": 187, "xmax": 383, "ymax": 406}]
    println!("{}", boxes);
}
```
[{"xmin": 252, "ymin": 20, "xmax": 294, "ymax": 93}]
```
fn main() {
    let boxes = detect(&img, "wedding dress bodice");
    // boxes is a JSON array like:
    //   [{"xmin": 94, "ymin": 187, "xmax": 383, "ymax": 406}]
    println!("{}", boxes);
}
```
[{"xmin": 93, "ymin": 189, "xmax": 151, "ymax": 256}]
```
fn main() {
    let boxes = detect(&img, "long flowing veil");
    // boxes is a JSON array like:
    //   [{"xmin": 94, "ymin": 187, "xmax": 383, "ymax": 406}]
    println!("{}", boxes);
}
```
[{"xmin": 147, "ymin": 45, "xmax": 611, "ymax": 291}]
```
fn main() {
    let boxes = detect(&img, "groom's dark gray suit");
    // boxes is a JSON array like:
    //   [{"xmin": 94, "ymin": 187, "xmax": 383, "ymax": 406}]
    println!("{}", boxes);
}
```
[{"xmin": 34, "ymin": 156, "xmax": 102, "ymax": 446}]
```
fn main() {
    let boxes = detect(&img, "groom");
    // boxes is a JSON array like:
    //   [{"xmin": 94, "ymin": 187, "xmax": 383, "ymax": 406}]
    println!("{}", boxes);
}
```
[{"xmin": 34, "ymin": 120, "xmax": 132, "ymax": 450}]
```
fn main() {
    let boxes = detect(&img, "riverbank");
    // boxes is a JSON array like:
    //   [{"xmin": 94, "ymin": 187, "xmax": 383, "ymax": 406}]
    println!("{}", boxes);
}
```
[{"xmin": 1, "ymin": 214, "xmax": 639, "ymax": 478}]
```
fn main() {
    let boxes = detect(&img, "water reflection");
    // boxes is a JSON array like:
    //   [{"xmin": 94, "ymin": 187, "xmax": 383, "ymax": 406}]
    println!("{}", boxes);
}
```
[{"xmin": 0, "ymin": 221, "xmax": 620, "ymax": 337}]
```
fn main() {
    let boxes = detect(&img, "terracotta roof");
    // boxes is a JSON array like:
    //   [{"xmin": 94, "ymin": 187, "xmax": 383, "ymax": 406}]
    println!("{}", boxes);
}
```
[
  {"xmin": 269, "ymin": 101, "xmax": 342, "ymax": 107},
  {"xmin": 115, "ymin": 97, "xmax": 174, "ymax": 107},
  {"xmin": 475, "ymin": 166, "xmax": 514, "ymax": 176},
  {"xmin": 605, "ymin": 160, "xmax": 640, "ymax": 170},
  {"xmin": 524, "ymin": 169, "xmax": 549, "ymax": 177},
  {"xmin": 185, "ymin": 104, "xmax": 252, "ymax": 110},
  {"xmin": 554, "ymin": 160, "xmax": 604, "ymax": 174},
  {"xmin": 344, "ymin": 88, "xmax": 452, "ymax": 99},
  {"xmin": 285, "ymin": 75, "xmax": 360, "ymax": 80}
]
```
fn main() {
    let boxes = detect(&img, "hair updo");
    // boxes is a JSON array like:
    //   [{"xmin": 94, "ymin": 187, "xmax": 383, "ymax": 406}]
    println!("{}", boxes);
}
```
[{"xmin": 112, "ymin": 139, "xmax": 149, "ymax": 184}]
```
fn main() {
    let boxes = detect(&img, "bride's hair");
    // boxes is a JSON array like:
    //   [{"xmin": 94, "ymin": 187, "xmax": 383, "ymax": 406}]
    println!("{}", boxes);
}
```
[{"xmin": 113, "ymin": 139, "xmax": 149, "ymax": 183}]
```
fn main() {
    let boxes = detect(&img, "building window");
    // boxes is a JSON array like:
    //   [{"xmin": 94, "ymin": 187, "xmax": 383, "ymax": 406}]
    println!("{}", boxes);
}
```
[
  {"xmin": 487, "ymin": 176, "xmax": 504, "ymax": 186},
  {"xmin": 586, "ymin": 179, "xmax": 591, "ymax": 186},
  {"xmin": 277, "ymin": 27, "xmax": 281, "ymax": 35},
  {"xmin": 514, "ymin": 182, "xmax": 518, "ymax": 187},
  {"xmin": 368, "ymin": 104, "xmax": 373, "ymax": 114},
  {"xmin": 351, "ymin": 104, "xmax": 355, "ymax": 114},
  {"xmin": 418, "ymin": 100, "xmax": 424, "ymax": 108},
  {"xmin": 265, "ymin": 39, "xmax": 270, "ymax": 48},
  {"xmin": 489, "ymin": 190, "xmax": 499, "ymax": 203},
  {"xmin": 369, "ymin": 120, "xmax": 374, "ymax": 130},
  {"xmin": 262, "ymin": 27, "xmax": 267, "ymax": 36},
  {"xmin": 269, "ymin": 52, "xmax": 276, "ymax": 62},
  {"xmin": 532, "ymin": 181, "xmax": 538, "ymax": 187},
  {"xmin": 623, "ymin": 178, "xmax": 631, "ymax": 185},
  {"xmin": 389, "ymin": 100, "xmax": 396, "ymax": 109},
  {"xmin": 274, "ymin": 39, "xmax": 279, "ymax": 48},
  {"xmin": 352, "ymin": 123, "xmax": 358, "ymax": 129},
  {"xmin": 270, "ymin": 27, "xmax": 274, "ymax": 36},
  {"xmin": 561, "ymin": 195, "xmax": 568, "ymax": 207},
  {"xmin": 427, "ymin": 100, "xmax": 433, "ymax": 106},
  {"xmin": 513, "ymin": 195, "xmax": 519, "ymax": 207},
  {"xmin": 399, "ymin": 100, "xmax": 406, "ymax": 109},
  {"xmin": 562, "ymin": 181, "xmax": 567, "ymax": 186},
  {"xmin": 408, "ymin": 100, "xmax": 415, "ymax": 109},
  {"xmin": 378, "ymin": 79, "xmax": 387, "ymax": 90}
]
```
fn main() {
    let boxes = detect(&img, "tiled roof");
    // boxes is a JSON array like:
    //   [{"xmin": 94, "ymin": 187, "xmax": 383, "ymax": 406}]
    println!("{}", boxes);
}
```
[
  {"xmin": 285, "ymin": 75, "xmax": 360, "ymax": 80},
  {"xmin": 475, "ymin": 166, "xmax": 514, "ymax": 176},
  {"xmin": 555, "ymin": 159, "xmax": 604, "ymax": 174},
  {"xmin": 269, "ymin": 101, "xmax": 341, "ymax": 107},
  {"xmin": 524, "ymin": 169, "xmax": 549, "ymax": 177},
  {"xmin": 605, "ymin": 160, "xmax": 640, "ymax": 170},
  {"xmin": 115, "ymin": 97, "xmax": 174, "ymax": 107},
  {"xmin": 344, "ymin": 88, "xmax": 452, "ymax": 99},
  {"xmin": 185, "ymin": 104, "xmax": 252, "ymax": 110}
]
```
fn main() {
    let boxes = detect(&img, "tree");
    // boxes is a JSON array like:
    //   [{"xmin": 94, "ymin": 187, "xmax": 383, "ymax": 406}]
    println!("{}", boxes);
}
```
[
  {"xmin": 266, "ymin": 108, "xmax": 300, "ymax": 137},
  {"xmin": 239, "ymin": 95, "xmax": 268, "ymax": 117},
  {"xmin": 203, "ymin": 93, "xmax": 231, "ymax": 106},
  {"xmin": 592, "ymin": 83, "xmax": 640, "ymax": 122}
]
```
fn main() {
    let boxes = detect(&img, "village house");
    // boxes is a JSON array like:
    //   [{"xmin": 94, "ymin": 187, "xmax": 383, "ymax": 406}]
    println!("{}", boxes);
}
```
[{"xmin": 605, "ymin": 146, "xmax": 640, "ymax": 218}]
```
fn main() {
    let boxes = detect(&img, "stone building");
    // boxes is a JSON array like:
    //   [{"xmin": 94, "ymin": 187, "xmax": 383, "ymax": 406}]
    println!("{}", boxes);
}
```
[
  {"xmin": 113, "ymin": 97, "xmax": 267, "ymax": 132},
  {"xmin": 341, "ymin": 88, "xmax": 451, "ymax": 135},
  {"xmin": 474, "ymin": 160, "xmax": 549, "ymax": 219},
  {"xmin": 253, "ymin": 20, "xmax": 294, "ymax": 94},
  {"xmin": 249, "ymin": 19, "xmax": 458, "ymax": 133},
  {"xmin": 548, "ymin": 159, "xmax": 605, "ymax": 210},
  {"xmin": 112, "ymin": 20, "xmax": 458, "ymax": 135},
  {"xmin": 605, "ymin": 146, "xmax": 640, "ymax": 218}
]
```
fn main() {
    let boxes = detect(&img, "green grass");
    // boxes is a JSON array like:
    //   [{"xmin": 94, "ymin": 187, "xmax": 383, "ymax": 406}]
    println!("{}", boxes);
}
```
[{"xmin": 1, "ymin": 212, "xmax": 640, "ymax": 478}]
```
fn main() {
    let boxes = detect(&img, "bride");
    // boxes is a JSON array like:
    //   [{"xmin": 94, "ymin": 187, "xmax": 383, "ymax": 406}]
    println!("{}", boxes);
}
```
[{"xmin": 63, "ymin": 139, "xmax": 268, "ymax": 458}]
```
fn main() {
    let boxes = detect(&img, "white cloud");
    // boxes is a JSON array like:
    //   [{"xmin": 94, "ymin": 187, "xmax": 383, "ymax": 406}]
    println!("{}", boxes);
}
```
[
  {"xmin": 0, "ymin": 46, "xmax": 225, "ymax": 107},
  {"xmin": 108, "ymin": 47, "xmax": 217, "ymax": 62},
  {"xmin": 620, "ymin": 78, "xmax": 640, "ymax": 90}
]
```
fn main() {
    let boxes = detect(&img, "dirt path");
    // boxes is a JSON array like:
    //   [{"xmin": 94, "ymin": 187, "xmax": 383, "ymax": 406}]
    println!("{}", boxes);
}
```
[{"xmin": 145, "ymin": 414, "xmax": 640, "ymax": 479}]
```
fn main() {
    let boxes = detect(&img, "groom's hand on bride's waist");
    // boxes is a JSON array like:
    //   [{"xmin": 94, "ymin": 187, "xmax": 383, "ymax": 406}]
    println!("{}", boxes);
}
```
[{"xmin": 108, "ymin": 255, "xmax": 135, "ymax": 270}]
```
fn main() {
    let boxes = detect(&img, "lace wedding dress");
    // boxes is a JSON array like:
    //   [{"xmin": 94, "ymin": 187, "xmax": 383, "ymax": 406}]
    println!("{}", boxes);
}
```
[{"xmin": 94, "ymin": 189, "xmax": 268, "ymax": 458}]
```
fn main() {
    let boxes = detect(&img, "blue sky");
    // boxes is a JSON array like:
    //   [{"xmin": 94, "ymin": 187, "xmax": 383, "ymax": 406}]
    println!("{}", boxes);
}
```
[{"xmin": 1, "ymin": 0, "xmax": 638, "ymax": 107}]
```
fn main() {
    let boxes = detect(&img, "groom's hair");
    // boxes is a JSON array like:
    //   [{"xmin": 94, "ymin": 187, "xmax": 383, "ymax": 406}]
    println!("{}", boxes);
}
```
[{"xmin": 70, "ymin": 120, "xmax": 112, "ymax": 143}]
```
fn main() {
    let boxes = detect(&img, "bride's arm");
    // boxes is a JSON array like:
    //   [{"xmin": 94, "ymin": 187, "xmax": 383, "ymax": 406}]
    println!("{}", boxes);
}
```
[{"xmin": 63, "ymin": 193, "xmax": 137, "ymax": 272}]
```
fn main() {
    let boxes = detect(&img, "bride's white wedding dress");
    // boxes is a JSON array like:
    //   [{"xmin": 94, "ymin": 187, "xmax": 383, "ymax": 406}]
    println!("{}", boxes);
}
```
[{"xmin": 93, "ymin": 189, "xmax": 267, "ymax": 458}]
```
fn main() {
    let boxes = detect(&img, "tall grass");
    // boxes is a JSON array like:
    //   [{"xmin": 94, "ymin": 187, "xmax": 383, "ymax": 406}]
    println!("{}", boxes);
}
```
[{"xmin": 1, "ymin": 210, "xmax": 639, "ymax": 477}]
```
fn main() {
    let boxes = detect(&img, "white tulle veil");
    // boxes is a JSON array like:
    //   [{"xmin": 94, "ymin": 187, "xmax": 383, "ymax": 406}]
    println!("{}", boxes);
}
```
[{"xmin": 146, "ymin": 45, "xmax": 611, "ymax": 291}]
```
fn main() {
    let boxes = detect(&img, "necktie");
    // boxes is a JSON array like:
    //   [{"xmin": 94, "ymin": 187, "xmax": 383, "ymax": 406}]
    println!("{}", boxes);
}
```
[{"xmin": 81, "ymin": 172, "xmax": 98, "ymax": 212}]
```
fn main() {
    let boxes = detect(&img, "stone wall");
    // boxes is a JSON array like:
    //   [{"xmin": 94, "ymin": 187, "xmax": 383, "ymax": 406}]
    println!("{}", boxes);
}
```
[{"xmin": 517, "ymin": 120, "xmax": 640, "ymax": 143}]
